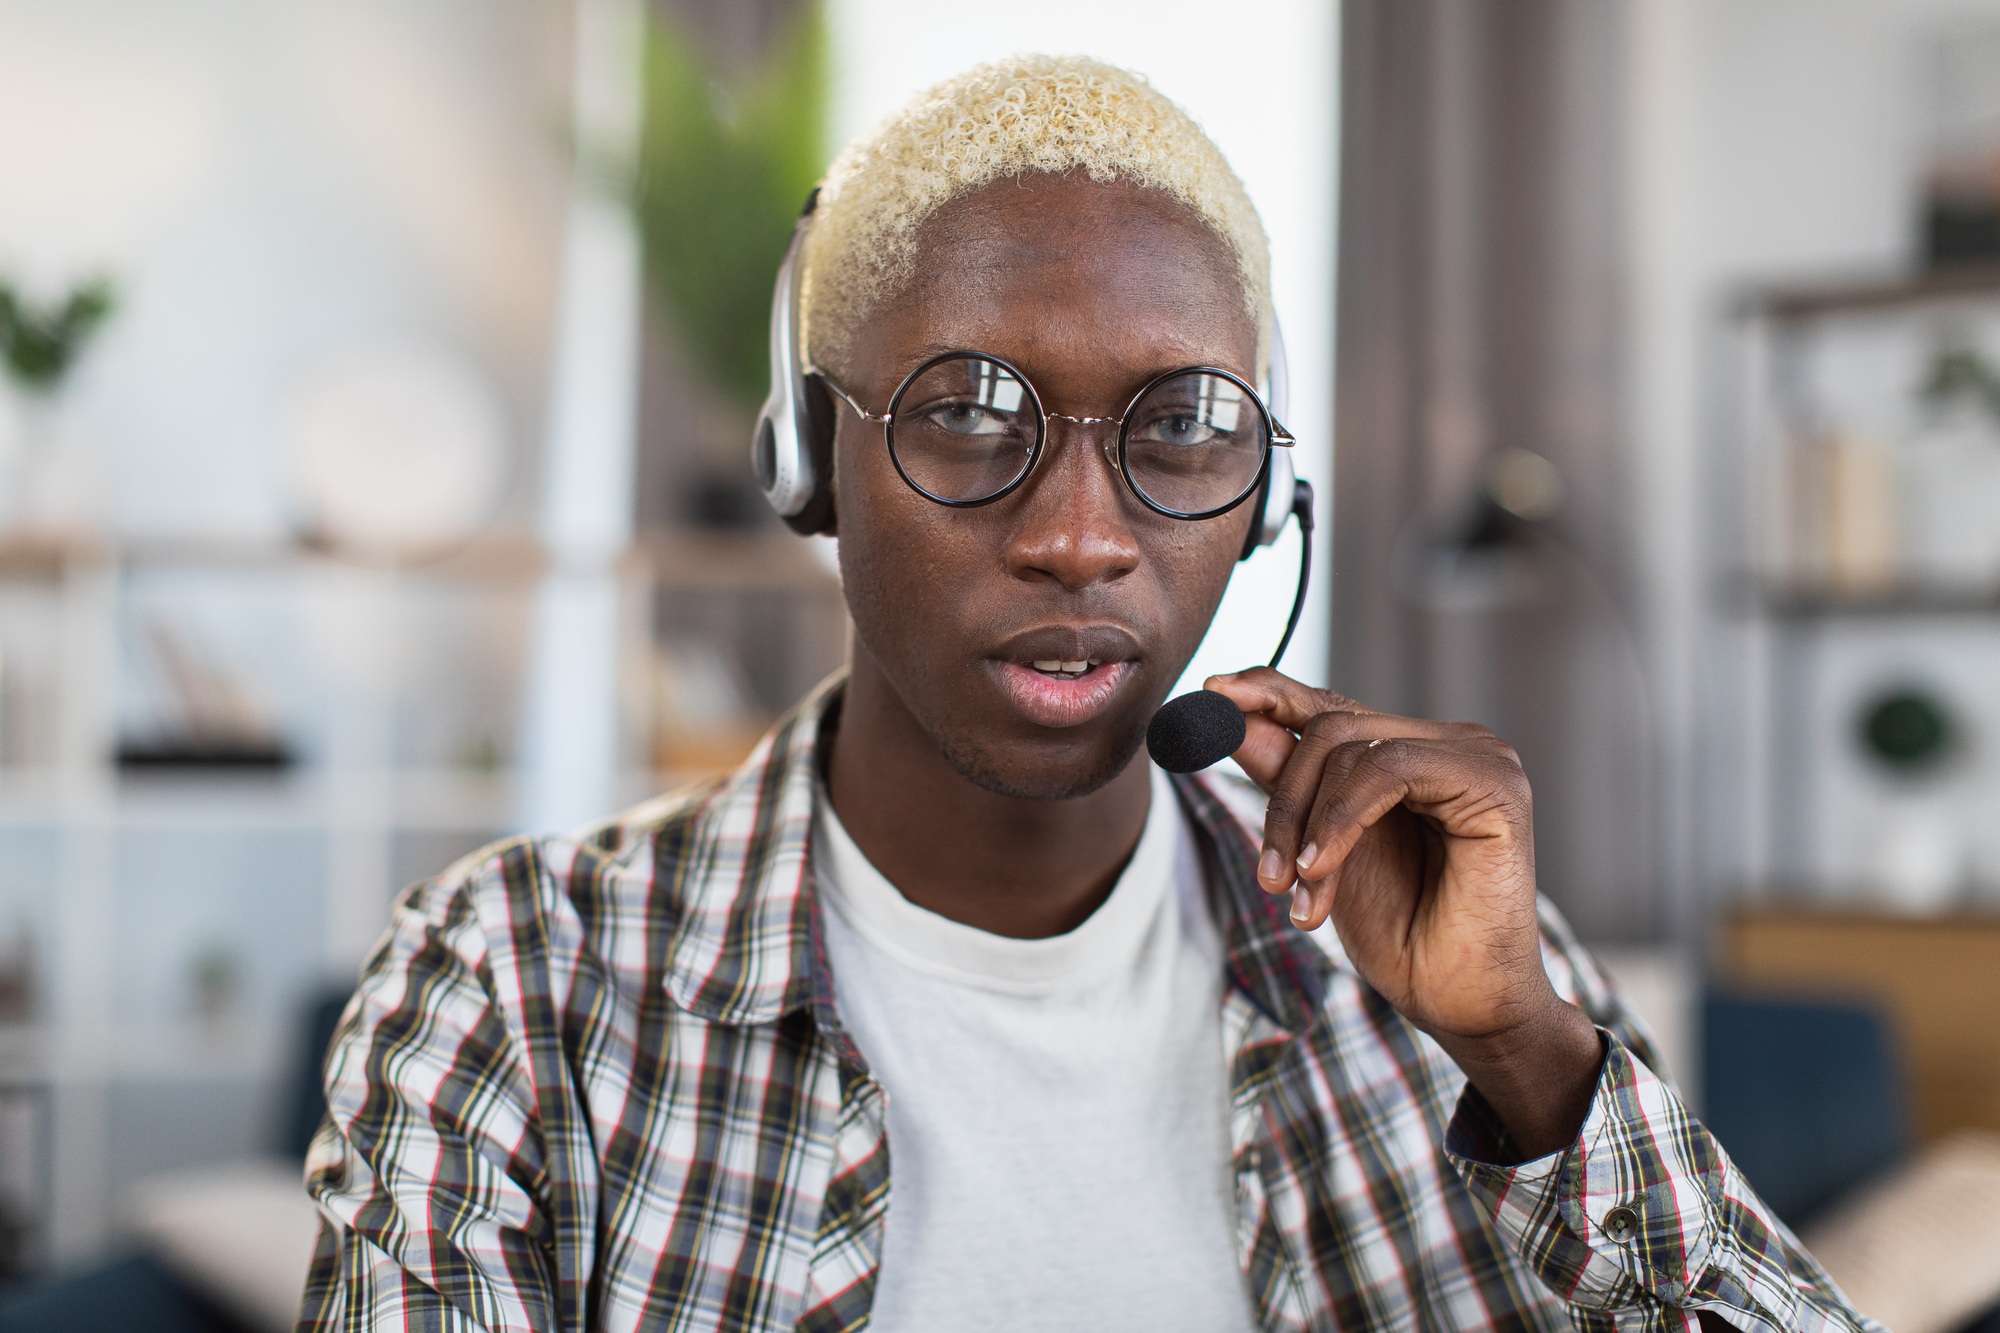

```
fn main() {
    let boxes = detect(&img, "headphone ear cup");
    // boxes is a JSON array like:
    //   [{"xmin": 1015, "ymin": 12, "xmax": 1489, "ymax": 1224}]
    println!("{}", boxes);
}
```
[
  {"xmin": 1237, "ymin": 441, "xmax": 1297, "ymax": 561},
  {"xmin": 1239, "ymin": 314, "xmax": 1294, "ymax": 561},
  {"xmin": 780, "ymin": 375, "xmax": 838, "ymax": 536}
]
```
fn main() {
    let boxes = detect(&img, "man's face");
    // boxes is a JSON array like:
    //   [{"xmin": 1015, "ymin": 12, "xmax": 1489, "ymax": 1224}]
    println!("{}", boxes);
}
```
[{"xmin": 832, "ymin": 173, "xmax": 1259, "ymax": 800}]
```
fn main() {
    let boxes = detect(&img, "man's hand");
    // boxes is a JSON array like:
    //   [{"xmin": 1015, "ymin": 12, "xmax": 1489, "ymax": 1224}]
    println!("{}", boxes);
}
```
[{"xmin": 1205, "ymin": 668, "xmax": 1604, "ymax": 1159}]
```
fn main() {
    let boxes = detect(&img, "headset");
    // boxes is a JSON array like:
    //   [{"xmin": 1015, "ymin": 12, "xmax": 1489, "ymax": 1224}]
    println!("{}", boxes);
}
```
[{"xmin": 753, "ymin": 195, "xmax": 1314, "ymax": 772}]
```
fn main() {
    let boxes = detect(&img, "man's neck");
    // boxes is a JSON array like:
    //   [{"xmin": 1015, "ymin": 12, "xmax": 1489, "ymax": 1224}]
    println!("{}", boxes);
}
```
[{"xmin": 824, "ymin": 662, "xmax": 1153, "ymax": 940}]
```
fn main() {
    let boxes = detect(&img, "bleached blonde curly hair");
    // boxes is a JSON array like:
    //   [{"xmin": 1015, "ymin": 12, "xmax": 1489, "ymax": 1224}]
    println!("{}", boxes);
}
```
[{"xmin": 800, "ymin": 54, "xmax": 1272, "ymax": 379}]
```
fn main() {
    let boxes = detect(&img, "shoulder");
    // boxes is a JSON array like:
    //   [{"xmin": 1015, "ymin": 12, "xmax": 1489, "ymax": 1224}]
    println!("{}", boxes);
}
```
[
  {"xmin": 347, "ymin": 775, "xmax": 732, "ymax": 1028},
  {"xmin": 360, "ymin": 685, "xmax": 829, "ymax": 1031}
]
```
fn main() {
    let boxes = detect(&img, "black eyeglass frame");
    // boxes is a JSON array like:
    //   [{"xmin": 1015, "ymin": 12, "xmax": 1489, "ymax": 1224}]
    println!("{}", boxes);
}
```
[{"xmin": 809, "ymin": 349, "xmax": 1296, "ymax": 521}]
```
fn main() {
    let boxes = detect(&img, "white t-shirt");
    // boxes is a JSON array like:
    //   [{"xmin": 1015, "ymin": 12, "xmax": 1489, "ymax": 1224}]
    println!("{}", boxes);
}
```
[{"xmin": 814, "ymin": 764, "xmax": 1257, "ymax": 1333}]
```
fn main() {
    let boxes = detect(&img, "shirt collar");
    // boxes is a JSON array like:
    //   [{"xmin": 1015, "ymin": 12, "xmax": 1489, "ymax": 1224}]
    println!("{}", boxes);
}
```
[
  {"xmin": 1167, "ymin": 770, "xmax": 1335, "ymax": 1035},
  {"xmin": 657, "ymin": 674, "xmax": 1333, "ymax": 1037},
  {"xmin": 653, "ymin": 675, "xmax": 836, "ymax": 1027}
]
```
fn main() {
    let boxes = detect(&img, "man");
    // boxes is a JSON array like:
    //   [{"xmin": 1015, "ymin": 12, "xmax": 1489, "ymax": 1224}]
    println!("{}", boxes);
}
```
[{"xmin": 301, "ymin": 57, "xmax": 1874, "ymax": 1333}]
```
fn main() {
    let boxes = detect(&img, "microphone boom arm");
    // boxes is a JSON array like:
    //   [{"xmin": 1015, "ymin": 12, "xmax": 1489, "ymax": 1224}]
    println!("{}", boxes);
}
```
[
  {"xmin": 1266, "ymin": 479, "xmax": 1315, "ymax": 672},
  {"xmin": 1146, "ymin": 477, "xmax": 1316, "ymax": 774}
]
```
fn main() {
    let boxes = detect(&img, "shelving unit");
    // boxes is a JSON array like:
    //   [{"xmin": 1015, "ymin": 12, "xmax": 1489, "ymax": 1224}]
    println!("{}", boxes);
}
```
[
  {"xmin": 1705, "ymin": 264, "xmax": 2000, "ymax": 918},
  {"xmin": 0, "ymin": 536, "xmax": 524, "ymax": 1261},
  {"xmin": 0, "ymin": 524, "xmax": 845, "ymax": 1264}
]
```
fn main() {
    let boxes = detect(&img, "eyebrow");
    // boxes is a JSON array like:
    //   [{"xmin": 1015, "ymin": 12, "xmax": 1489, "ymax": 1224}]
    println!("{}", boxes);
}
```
[{"xmin": 893, "ymin": 343, "xmax": 1258, "ymax": 390}]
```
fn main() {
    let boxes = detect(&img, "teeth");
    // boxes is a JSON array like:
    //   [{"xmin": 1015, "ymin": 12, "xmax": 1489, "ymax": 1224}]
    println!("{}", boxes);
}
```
[{"xmin": 1028, "ymin": 658, "xmax": 1107, "ymax": 676}]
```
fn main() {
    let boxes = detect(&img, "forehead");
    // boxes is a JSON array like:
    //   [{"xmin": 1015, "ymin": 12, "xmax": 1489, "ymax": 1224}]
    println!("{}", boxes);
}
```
[{"xmin": 859, "ymin": 174, "xmax": 1256, "ymax": 393}]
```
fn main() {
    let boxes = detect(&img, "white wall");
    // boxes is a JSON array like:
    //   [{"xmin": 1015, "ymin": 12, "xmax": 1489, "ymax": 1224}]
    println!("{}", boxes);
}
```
[
  {"xmin": 825, "ymin": 0, "xmax": 1340, "ymax": 693},
  {"xmin": 0, "ymin": 0, "xmax": 564, "ymax": 539}
]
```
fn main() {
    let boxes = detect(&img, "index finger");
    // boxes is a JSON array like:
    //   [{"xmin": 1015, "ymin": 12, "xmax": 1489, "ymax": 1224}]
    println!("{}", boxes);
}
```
[
  {"xmin": 1207, "ymin": 668, "xmax": 1494, "ymax": 751},
  {"xmin": 1202, "ymin": 668, "xmax": 1377, "ymax": 734}
]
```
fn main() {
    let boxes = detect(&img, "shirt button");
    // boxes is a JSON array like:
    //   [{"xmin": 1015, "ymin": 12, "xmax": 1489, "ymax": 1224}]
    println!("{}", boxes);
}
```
[{"xmin": 1602, "ymin": 1204, "xmax": 1640, "ymax": 1243}]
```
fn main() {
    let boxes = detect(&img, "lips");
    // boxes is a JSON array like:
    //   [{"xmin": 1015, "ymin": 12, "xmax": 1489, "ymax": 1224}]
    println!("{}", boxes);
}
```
[{"xmin": 987, "ymin": 623, "xmax": 1142, "ymax": 729}]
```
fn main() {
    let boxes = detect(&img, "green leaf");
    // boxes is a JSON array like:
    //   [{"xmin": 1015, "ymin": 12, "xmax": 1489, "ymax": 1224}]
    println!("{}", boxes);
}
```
[
  {"xmin": 0, "ymin": 276, "xmax": 117, "ymax": 392},
  {"xmin": 634, "ymin": 5, "xmax": 829, "ymax": 411}
]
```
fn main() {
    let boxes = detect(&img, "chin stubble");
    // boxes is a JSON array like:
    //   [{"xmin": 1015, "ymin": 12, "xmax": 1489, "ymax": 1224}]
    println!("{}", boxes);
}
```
[{"xmin": 926, "ymin": 712, "xmax": 1152, "ymax": 801}]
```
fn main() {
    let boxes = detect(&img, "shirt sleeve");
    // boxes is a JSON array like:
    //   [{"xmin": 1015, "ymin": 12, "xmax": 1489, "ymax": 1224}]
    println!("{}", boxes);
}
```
[
  {"xmin": 298, "ymin": 862, "xmax": 567, "ymax": 1333},
  {"xmin": 299, "ymin": 1215, "xmax": 496, "ymax": 1333},
  {"xmin": 1438, "ymin": 901, "xmax": 1883, "ymax": 1333}
]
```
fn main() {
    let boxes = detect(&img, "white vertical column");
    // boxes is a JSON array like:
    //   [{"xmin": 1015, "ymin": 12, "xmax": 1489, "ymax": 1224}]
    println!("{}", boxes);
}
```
[
  {"xmin": 48, "ymin": 553, "xmax": 115, "ymax": 1258},
  {"xmin": 515, "ymin": 0, "xmax": 644, "ymax": 836},
  {"xmin": 316, "ymin": 563, "xmax": 399, "ymax": 973},
  {"xmin": 1623, "ymin": 0, "xmax": 1701, "ymax": 941}
]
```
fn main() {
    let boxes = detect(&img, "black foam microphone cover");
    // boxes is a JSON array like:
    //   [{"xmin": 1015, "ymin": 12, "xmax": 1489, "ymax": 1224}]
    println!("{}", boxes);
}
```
[{"xmin": 1147, "ymin": 689, "xmax": 1247, "ymax": 773}]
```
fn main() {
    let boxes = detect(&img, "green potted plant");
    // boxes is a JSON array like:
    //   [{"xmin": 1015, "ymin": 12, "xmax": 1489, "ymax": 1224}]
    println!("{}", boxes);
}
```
[
  {"xmin": 0, "ymin": 276, "xmax": 117, "ymax": 535},
  {"xmin": 1901, "ymin": 335, "xmax": 2000, "ymax": 588},
  {"xmin": 632, "ymin": 5, "xmax": 828, "ymax": 526}
]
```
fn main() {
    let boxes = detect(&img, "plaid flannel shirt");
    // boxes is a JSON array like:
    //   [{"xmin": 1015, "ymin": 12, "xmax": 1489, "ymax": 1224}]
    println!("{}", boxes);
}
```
[{"xmin": 301, "ymin": 677, "xmax": 1877, "ymax": 1333}]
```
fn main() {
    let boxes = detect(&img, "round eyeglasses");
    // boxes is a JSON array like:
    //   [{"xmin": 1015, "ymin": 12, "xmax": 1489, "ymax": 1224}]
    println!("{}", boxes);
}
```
[{"xmin": 811, "ymin": 351, "xmax": 1294, "ymax": 520}]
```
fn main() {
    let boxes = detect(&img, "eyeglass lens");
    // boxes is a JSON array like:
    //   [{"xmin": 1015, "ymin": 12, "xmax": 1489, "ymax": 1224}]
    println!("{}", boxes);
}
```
[
  {"xmin": 1123, "ymin": 369, "xmax": 1269, "ymax": 516},
  {"xmin": 888, "ymin": 356, "xmax": 1036, "ymax": 504},
  {"xmin": 886, "ymin": 355, "xmax": 1270, "ymax": 514}
]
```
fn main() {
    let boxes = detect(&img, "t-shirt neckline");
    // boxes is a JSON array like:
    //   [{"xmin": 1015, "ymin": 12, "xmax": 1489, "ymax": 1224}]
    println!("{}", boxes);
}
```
[{"xmin": 812, "ymin": 764, "xmax": 1181, "ymax": 996}]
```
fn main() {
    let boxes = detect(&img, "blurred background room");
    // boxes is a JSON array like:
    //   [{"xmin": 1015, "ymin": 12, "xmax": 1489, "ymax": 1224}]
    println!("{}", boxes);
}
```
[{"xmin": 0, "ymin": 0, "xmax": 1998, "ymax": 1330}]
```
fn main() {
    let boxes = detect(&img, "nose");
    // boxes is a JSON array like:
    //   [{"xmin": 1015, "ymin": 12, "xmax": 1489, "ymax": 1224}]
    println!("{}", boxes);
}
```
[{"xmin": 1002, "ymin": 420, "xmax": 1141, "ymax": 592}]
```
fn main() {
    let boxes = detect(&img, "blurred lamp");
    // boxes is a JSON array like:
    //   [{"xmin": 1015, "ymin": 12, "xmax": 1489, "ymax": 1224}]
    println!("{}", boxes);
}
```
[{"xmin": 1483, "ymin": 447, "xmax": 1566, "ymax": 522}]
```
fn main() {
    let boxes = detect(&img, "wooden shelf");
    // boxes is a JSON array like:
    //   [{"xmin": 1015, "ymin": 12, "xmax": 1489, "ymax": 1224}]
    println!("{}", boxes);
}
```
[
  {"xmin": 0, "ymin": 763, "xmax": 768, "ymax": 832},
  {"xmin": 0, "ymin": 1020, "xmax": 282, "ymax": 1082},
  {"xmin": 0, "ymin": 536, "xmax": 108, "ymax": 581},
  {"xmin": 1752, "ymin": 583, "xmax": 2000, "ymax": 618},
  {"xmin": 1743, "ymin": 262, "xmax": 2000, "ymax": 323},
  {"xmin": 0, "ymin": 765, "xmax": 518, "ymax": 833},
  {"xmin": 1, "ymin": 528, "xmax": 840, "ymax": 590},
  {"xmin": 626, "ymin": 528, "xmax": 839, "ymax": 591},
  {"xmin": 0, "ymin": 533, "xmax": 551, "ymax": 582},
  {"xmin": 118, "ymin": 532, "xmax": 552, "ymax": 581}
]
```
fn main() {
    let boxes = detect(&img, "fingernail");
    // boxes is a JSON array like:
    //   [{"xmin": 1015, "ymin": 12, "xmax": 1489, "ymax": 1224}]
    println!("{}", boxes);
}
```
[
  {"xmin": 1296, "ymin": 842, "xmax": 1319, "ymax": 874},
  {"xmin": 1290, "ymin": 885, "xmax": 1313, "ymax": 924},
  {"xmin": 1258, "ymin": 848, "xmax": 1283, "ymax": 882}
]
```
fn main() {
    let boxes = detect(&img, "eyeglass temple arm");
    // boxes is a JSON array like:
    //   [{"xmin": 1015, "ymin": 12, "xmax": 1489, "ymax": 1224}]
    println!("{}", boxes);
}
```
[
  {"xmin": 807, "ymin": 367, "xmax": 891, "ymax": 424},
  {"xmin": 1267, "ymin": 478, "xmax": 1315, "ymax": 671}
]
